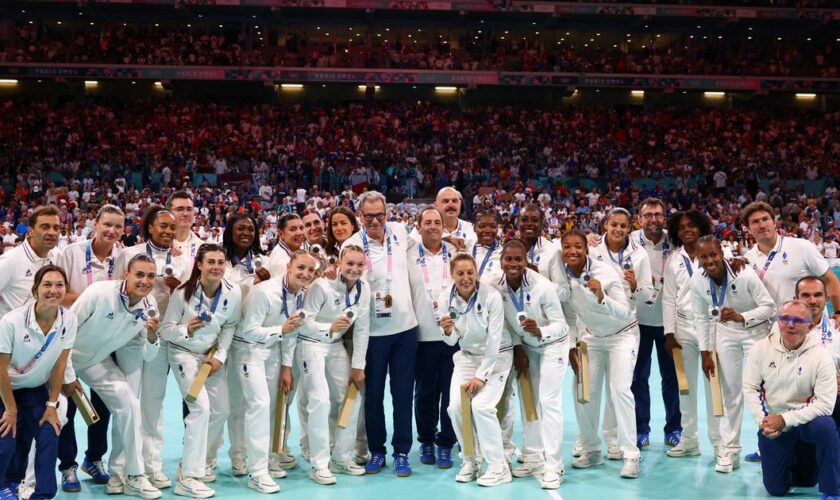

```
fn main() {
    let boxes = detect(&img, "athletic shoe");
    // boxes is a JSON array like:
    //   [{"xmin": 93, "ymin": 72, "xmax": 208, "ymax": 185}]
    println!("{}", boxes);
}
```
[
  {"xmin": 539, "ymin": 470, "xmax": 563, "ymax": 489},
  {"xmin": 174, "ymin": 477, "xmax": 214, "ymax": 498},
  {"xmin": 620, "ymin": 457, "xmax": 641, "ymax": 479},
  {"xmin": 455, "ymin": 461, "xmax": 480, "ymax": 483},
  {"xmin": 16, "ymin": 482, "xmax": 33, "ymax": 500},
  {"xmin": 664, "ymin": 431, "xmax": 682, "ymax": 447},
  {"xmin": 106, "ymin": 475, "xmax": 124, "ymax": 495},
  {"xmin": 330, "ymin": 459, "xmax": 366, "ymax": 476},
  {"xmin": 275, "ymin": 452, "xmax": 297, "ymax": 470},
  {"xmin": 570, "ymin": 443, "xmax": 583, "ymax": 458},
  {"xmin": 666, "ymin": 440, "xmax": 701, "ymax": 458},
  {"xmin": 268, "ymin": 456, "xmax": 288, "ymax": 479},
  {"xmin": 715, "ymin": 451, "xmax": 735, "ymax": 473},
  {"xmin": 0, "ymin": 488, "xmax": 17, "ymax": 500},
  {"xmin": 202, "ymin": 464, "xmax": 216, "ymax": 484},
  {"xmin": 511, "ymin": 461, "xmax": 544, "ymax": 478},
  {"xmin": 309, "ymin": 467, "xmax": 337, "ymax": 485},
  {"xmin": 62, "ymin": 466, "xmax": 82, "ymax": 492},
  {"xmin": 419, "ymin": 444, "xmax": 435, "ymax": 465},
  {"xmin": 437, "ymin": 447, "xmax": 453, "ymax": 469},
  {"xmin": 268, "ymin": 466, "xmax": 287, "ymax": 480},
  {"xmin": 745, "ymin": 450, "xmax": 761, "ymax": 462},
  {"xmin": 125, "ymin": 475, "xmax": 163, "ymax": 499},
  {"xmin": 478, "ymin": 464, "xmax": 512, "ymax": 487},
  {"xmin": 365, "ymin": 453, "xmax": 386, "ymax": 474},
  {"xmin": 607, "ymin": 444, "xmax": 623, "ymax": 460},
  {"xmin": 230, "ymin": 457, "xmax": 248, "ymax": 477},
  {"xmin": 572, "ymin": 452, "xmax": 605, "ymax": 469},
  {"xmin": 247, "ymin": 474, "xmax": 280, "ymax": 494},
  {"xmin": 82, "ymin": 459, "xmax": 111, "ymax": 484},
  {"xmin": 393, "ymin": 454, "xmax": 412, "ymax": 477},
  {"xmin": 821, "ymin": 493, "xmax": 840, "ymax": 500},
  {"xmin": 147, "ymin": 471, "xmax": 171, "ymax": 489},
  {"xmin": 636, "ymin": 432, "xmax": 650, "ymax": 449},
  {"xmin": 354, "ymin": 452, "xmax": 371, "ymax": 466}
]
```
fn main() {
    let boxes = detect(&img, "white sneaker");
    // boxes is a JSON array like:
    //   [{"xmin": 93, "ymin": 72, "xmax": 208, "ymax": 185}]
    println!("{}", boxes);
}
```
[
  {"xmin": 17, "ymin": 481, "xmax": 35, "ymax": 500},
  {"xmin": 455, "ymin": 461, "xmax": 480, "ymax": 483},
  {"xmin": 247, "ymin": 473, "xmax": 280, "ymax": 494},
  {"xmin": 571, "ymin": 443, "xmax": 583, "ymax": 458},
  {"xmin": 572, "ymin": 451, "xmax": 605, "ymax": 469},
  {"xmin": 230, "ymin": 457, "xmax": 248, "ymax": 477},
  {"xmin": 125, "ymin": 475, "xmax": 163, "ymax": 499},
  {"xmin": 147, "ymin": 471, "xmax": 171, "ymax": 489},
  {"xmin": 666, "ymin": 440, "xmax": 701, "ymax": 458},
  {"xmin": 510, "ymin": 461, "xmax": 544, "ymax": 478},
  {"xmin": 477, "ymin": 464, "xmax": 512, "ymax": 487},
  {"xmin": 607, "ymin": 444, "xmax": 623, "ymax": 460},
  {"xmin": 715, "ymin": 451, "xmax": 735, "ymax": 473},
  {"xmin": 309, "ymin": 467, "xmax": 337, "ymax": 485},
  {"xmin": 353, "ymin": 453, "xmax": 370, "ymax": 466},
  {"xmin": 330, "ymin": 459, "xmax": 366, "ymax": 476},
  {"xmin": 275, "ymin": 452, "xmax": 298, "ymax": 470},
  {"xmin": 620, "ymin": 457, "xmax": 641, "ymax": 479},
  {"xmin": 174, "ymin": 477, "xmax": 215, "ymax": 498},
  {"xmin": 268, "ymin": 466, "xmax": 287, "ymax": 479},
  {"xmin": 106, "ymin": 475, "xmax": 124, "ymax": 495},
  {"xmin": 539, "ymin": 470, "xmax": 563, "ymax": 489},
  {"xmin": 203, "ymin": 463, "xmax": 216, "ymax": 483}
]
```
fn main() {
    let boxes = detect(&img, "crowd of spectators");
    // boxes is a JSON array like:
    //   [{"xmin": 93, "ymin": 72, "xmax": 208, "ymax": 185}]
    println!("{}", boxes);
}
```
[
  {"xmin": 7, "ymin": 23, "xmax": 839, "ymax": 77},
  {"xmin": 0, "ymin": 98, "xmax": 837, "ymax": 255}
]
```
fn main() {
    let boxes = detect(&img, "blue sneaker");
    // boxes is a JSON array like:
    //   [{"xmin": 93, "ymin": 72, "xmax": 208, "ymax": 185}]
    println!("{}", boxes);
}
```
[
  {"xmin": 664, "ymin": 431, "xmax": 681, "ymax": 447},
  {"xmin": 821, "ymin": 494, "xmax": 840, "ymax": 500},
  {"xmin": 365, "ymin": 453, "xmax": 386, "ymax": 474},
  {"xmin": 437, "ymin": 447, "xmax": 453, "ymax": 469},
  {"xmin": 420, "ymin": 444, "xmax": 435, "ymax": 465},
  {"xmin": 62, "ymin": 465, "xmax": 82, "ymax": 492},
  {"xmin": 81, "ymin": 458, "xmax": 110, "ymax": 484},
  {"xmin": 745, "ymin": 451, "xmax": 761, "ymax": 462},
  {"xmin": 636, "ymin": 432, "xmax": 650, "ymax": 449},
  {"xmin": 393, "ymin": 454, "xmax": 412, "ymax": 477},
  {"xmin": 0, "ymin": 487, "xmax": 17, "ymax": 500}
]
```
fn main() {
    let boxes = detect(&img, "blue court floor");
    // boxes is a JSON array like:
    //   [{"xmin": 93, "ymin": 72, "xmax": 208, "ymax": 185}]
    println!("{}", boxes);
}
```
[{"xmin": 61, "ymin": 357, "xmax": 819, "ymax": 500}]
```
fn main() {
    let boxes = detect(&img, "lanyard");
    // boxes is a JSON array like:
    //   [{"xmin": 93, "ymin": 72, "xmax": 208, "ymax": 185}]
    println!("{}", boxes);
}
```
[
  {"xmin": 565, "ymin": 257, "xmax": 592, "ymax": 283},
  {"xmin": 821, "ymin": 310, "xmax": 830, "ymax": 344},
  {"xmin": 146, "ymin": 242, "xmax": 172, "ymax": 275},
  {"xmin": 607, "ymin": 240, "xmax": 632, "ymax": 270},
  {"xmin": 472, "ymin": 241, "xmax": 498, "ymax": 276},
  {"xmin": 448, "ymin": 283, "xmax": 479, "ymax": 317},
  {"xmin": 18, "ymin": 306, "xmax": 62, "ymax": 375},
  {"xmin": 196, "ymin": 283, "xmax": 222, "ymax": 315},
  {"xmin": 682, "ymin": 255, "xmax": 694, "ymax": 278},
  {"xmin": 280, "ymin": 277, "xmax": 304, "ymax": 319},
  {"xmin": 344, "ymin": 279, "xmax": 362, "ymax": 308},
  {"xmin": 418, "ymin": 244, "xmax": 449, "ymax": 297},
  {"xmin": 759, "ymin": 236, "xmax": 784, "ymax": 281},
  {"xmin": 506, "ymin": 281, "xmax": 527, "ymax": 313},
  {"xmin": 233, "ymin": 251, "xmax": 254, "ymax": 275},
  {"xmin": 85, "ymin": 240, "xmax": 114, "ymax": 285},
  {"xmin": 361, "ymin": 227, "xmax": 393, "ymax": 290},
  {"xmin": 642, "ymin": 232, "xmax": 670, "ymax": 277},
  {"xmin": 527, "ymin": 238, "xmax": 541, "ymax": 266},
  {"xmin": 709, "ymin": 269, "xmax": 729, "ymax": 314},
  {"xmin": 119, "ymin": 282, "xmax": 147, "ymax": 321}
]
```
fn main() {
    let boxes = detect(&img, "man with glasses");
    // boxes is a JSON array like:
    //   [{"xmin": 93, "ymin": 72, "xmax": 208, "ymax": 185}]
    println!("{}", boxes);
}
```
[
  {"xmin": 166, "ymin": 191, "xmax": 202, "ymax": 262},
  {"xmin": 343, "ymin": 191, "xmax": 419, "ymax": 477},
  {"xmin": 743, "ymin": 300, "xmax": 840, "ymax": 499},
  {"xmin": 629, "ymin": 198, "xmax": 683, "ymax": 449}
]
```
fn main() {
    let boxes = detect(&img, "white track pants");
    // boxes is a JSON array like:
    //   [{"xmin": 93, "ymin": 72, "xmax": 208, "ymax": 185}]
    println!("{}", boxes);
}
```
[
  {"xmin": 141, "ymin": 342, "xmax": 169, "ymax": 474},
  {"xmin": 714, "ymin": 325, "xmax": 759, "ymax": 456},
  {"xmin": 673, "ymin": 330, "xmax": 722, "ymax": 449}
]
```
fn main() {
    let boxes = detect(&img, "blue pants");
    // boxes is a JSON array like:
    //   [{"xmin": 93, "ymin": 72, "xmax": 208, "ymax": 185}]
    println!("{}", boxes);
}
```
[
  {"xmin": 364, "ymin": 327, "xmax": 417, "ymax": 456},
  {"xmin": 414, "ymin": 341, "xmax": 459, "ymax": 450},
  {"xmin": 0, "ymin": 385, "xmax": 59, "ymax": 499},
  {"xmin": 758, "ymin": 415, "xmax": 840, "ymax": 496},
  {"xmin": 631, "ymin": 324, "xmax": 682, "ymax": 435},
  {"xmin": 58, "ymin": 389, "xmax": 110, "ymax": 471}
]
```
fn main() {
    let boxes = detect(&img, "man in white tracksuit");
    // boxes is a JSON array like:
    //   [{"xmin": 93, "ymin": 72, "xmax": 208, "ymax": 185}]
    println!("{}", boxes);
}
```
[
  {"xmin": 63, "ymin": 255, "xmax": 163, "ymax": 498},
  {"xmin": 690, "ymin": 236, "xmax": 776, "ymax": 473}
]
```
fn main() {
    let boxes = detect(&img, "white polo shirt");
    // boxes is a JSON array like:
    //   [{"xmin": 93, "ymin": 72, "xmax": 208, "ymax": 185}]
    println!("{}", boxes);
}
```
[
  {"xmin": 56, "ymin": 239, "xmax": 121, "ymax": 295},
  {"xmin": 0, "ymin": 303, "xmax": 76, "ymax": 389},
  {"xmin": 343, "ymin": 223, "xmax": 418, "ymax": 337},
  {"xmin": 407, "ymin": 241, "xmax": 455, "ymax": 342},
  {"xmin": 0, "ymin": 240, "xmax": 59, "ymax": 318},
  {"xmin": 744, "ymin": 236, "xmax": 829, "ymax": 306},
  {"xmin": 630, "ymin": 229, "xmax": 670, "ymax": 327},
  {"xmin": 590, "ymin": 237, "xmax": 655, "ymax": 318},
  {"xmin": 410, "ymin": 218, "xmax": 476, "ymax": 247},
  {"xmin": 115, "ymin": 242, "xmax": 191, "ymax": 318},
  {"xmin": 173, "ymin": 231, "xmax": 203, "ymax": 264}
]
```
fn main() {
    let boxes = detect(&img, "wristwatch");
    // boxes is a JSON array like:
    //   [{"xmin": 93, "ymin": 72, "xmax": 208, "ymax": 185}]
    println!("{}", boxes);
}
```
[{"xmin": 45, "ymin": 400, "xmax": 58, "ymax": 409}]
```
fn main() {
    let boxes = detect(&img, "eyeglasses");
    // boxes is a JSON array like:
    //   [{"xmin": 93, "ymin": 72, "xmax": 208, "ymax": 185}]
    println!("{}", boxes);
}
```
[
  {"xmin": 641, "ymin": 213, "xmax": 665, "ymax": 220},
  {"xmin": 362, "ymin": 213, "xmax": 386, "ymax": 223},
  {"xmin": 172, "ymin": 207, "xmax": 195, "ymax": 214},
  {"xmin": 777, "ymin": 315, "xmax": 811, "ymax": 327}
]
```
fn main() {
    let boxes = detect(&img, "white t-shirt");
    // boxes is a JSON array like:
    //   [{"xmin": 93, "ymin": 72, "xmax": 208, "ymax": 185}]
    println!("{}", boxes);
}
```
[
  {"xmin": 744, "ymin": 236, "xmax": 830, "ymax": 306},
  {"xmin": 822, "ymin": 241, "xmax": 840, "ymax": 260}
]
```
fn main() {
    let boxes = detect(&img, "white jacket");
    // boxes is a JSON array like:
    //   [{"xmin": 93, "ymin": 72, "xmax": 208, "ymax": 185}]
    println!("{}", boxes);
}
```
[
  {"xmin": 299, "ymin": 276, "xmax": 371, "ymax": 371},
  {"xmin": 662, "ymin": 246, "xmax": 701, "ymax": 338},
  {"xmin": 160, "ymin": 280, "xmax": 242, "ymax": 364},
  {"xmin": 114, "ymin": 242, "xmax": 191, "ymax": 318},
  {"xmin": 563, "ymin": 257, "xmax": 633, "ymax": 343},
  {"xmin": 439, "ymin": 284, "xmax": 507, "ymax": 381},
  {"xmin": 689, "ymin": 263, "xmax": 776, "ymax": 351},
  {"xmin": 743, "ymin": 332, "xmax": 837, "ymax": 429},
  {"xmin": 590, "ymin": 238, "xmax": 655, "ymax": 316},
  {"xmin": 236, "ymin": 276, "xmax": 307, "ymax": 365}
]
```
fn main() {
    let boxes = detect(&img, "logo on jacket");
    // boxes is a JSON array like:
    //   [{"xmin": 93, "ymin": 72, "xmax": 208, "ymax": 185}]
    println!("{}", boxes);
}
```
[
  {"xmin": 22, "ymin": 333, "xmax": 30, "ymax": 343},
  {"xmin": 25, "ymin": 269, "xmax": 32, "ymax": 277},
  {"xmin": 178, "ymin": 364, "xmax": 185, "ymax": 378},
  {"xmin": 797, "ymin": 366, "xmax": 803, "ymax": 376},
  {"xmin": 242, "ymin": 364, "xmax": 249, "ymax": 378},
  {"xmin": 781, "ymin": 252, "xmax": 789, "ymax": 264},
  {"xmin": 107, "ymin": 312, "xmax": 115, "ymax": 320},
  {"xmin": 769, "ymin": 361, "xmax": 776, "ymax": 368}
]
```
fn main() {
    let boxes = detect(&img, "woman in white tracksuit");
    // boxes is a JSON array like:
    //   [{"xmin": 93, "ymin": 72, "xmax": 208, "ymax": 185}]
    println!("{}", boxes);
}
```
[
  {"xmin": 113, "ymin": 206, "xmax": 190, "ymax": 489},
  {"xmin": 661, "ymin": 210, "xmax": 722, "ymax": 460},
  {"xmin": 689, "ymin": 235, "xmax": 776, "ymax": 473},
  {"xmin": 587, "ymin": 208, "xmax": 655, "ymax": 461},
  {"xmin": 160, "ymin": 244, "xmax": 242, "ymax": 499},
  {"xmin": 64, "ymin": 254, "xmax": 162, "ymax": 498},
  {"xmin": 235, "ymin": 250, "xmax": 317, "ymax": 493},
  {"xmin": 295, "ymin": 244, "xmax": 370, "ymax": 485},
  {"xmin": 440, "ymin": 253, "xmax": 512, "ymax": 487},
  {"xmin": 220, "ymin": 214, "xmax": 271, "ymax": 478},
  {"xmin": 486, "ymin": 240, "xmax": 570, "ymax": 490},
  {"xmin": 561, "ymin": 230, "xmax": 639, "ymax": 479}
]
